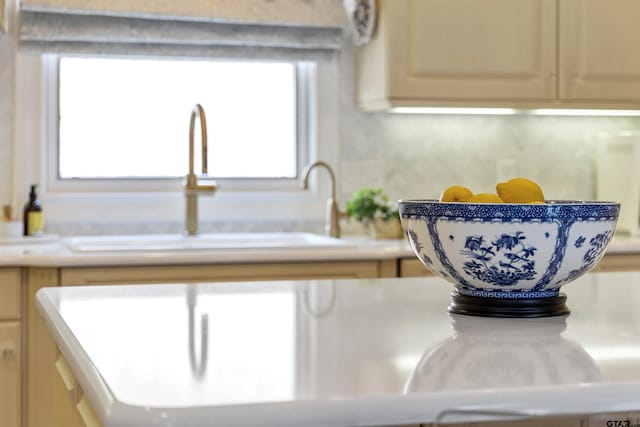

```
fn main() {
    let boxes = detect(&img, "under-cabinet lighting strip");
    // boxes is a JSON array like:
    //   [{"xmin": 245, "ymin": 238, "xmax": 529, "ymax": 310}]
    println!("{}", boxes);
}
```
[
  {"xmin": 531, "ymin": 109, "xmax": 640, "ymax": 116},
  {"xmin": 391, "ymin": 107, "xmax": 640, "ymax": 116},
  {"xmin": 391, "ymin": 107, "xmax": 517, "ymax": 115}
]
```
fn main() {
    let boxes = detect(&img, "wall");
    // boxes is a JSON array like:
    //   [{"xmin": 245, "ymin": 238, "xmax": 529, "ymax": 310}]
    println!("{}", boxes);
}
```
[{"xmin": 1, "ymin": 14, "xmax": 639, "ymax": 233}]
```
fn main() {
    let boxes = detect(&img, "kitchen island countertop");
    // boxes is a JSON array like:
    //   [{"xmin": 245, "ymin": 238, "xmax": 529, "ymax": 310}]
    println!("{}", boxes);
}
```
[{"xmin": 35, "ymin": 272, "xmax": 640, "ymax": 427}]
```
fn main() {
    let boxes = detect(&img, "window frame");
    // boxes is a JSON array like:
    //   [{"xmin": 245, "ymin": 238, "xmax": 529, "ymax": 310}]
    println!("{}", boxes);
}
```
[
  {"xmin": 46, "ymin": 55, "xmax": 311, "ymax": 193},
  {"xmin": 15, "ymin": 53, "xmax": 339, "ymax": 226}
]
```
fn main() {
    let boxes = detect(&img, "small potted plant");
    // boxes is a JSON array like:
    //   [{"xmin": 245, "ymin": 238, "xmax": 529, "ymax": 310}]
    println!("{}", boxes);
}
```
[{"xmin": 346, "ymin": 188, "xmax": 404, "ymax": 239}]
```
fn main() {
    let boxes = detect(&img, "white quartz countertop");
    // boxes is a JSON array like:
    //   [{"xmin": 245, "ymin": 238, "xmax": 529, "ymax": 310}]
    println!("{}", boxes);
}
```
[
  {"xmin": 1, "ymin": 233, "xmax": 640, "ymax": 267},
  {"xmin": 0, "ymin": 233, "xmax": 413, "ymax": 267},
  {"xmin": 35, "ymin": 272, "xmax": 640, "ymax": 427}
]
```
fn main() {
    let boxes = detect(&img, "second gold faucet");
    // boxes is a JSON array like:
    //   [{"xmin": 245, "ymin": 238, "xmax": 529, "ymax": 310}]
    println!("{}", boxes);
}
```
[{"xmin": 301, "ymin": 161, "xmax": 346, "ymax": 238}]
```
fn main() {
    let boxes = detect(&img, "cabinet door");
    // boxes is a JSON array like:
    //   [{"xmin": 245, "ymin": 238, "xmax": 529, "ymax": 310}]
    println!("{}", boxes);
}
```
[
  {"xmin": 0, "ymin": 268, "xmax": 21, "ymax": 320},
  {"xmin": 398, "ymin": 258, "xmax": 434, "ymax": 278},
  {"xmin": 387, "ymin": 0, "xmax": 557, "ymax": 104},
  {"xmin": 0, "ymin": 322, "xmax": 21, "ymax": 427},
  {"xmin": 560, "ymin": 0, "xmax": 640, "ymax": 103},
  {"xmin": 27, "ymin": 268, "xmax": 61, "ymax": 427},
  {"xmin": 52, "ymin": 354, "xmax": 84, "ymax": 427}
]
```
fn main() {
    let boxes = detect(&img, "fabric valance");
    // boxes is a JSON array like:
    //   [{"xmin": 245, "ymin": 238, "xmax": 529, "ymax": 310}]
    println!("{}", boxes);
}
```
[{"xmin": 19, "ymin": 0, "xmax": 347, "ymax": 58}]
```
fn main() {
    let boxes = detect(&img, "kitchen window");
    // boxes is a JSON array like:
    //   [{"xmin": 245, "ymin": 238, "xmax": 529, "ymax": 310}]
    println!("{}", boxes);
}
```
[
  {"xmin": 52, "ymin": 56, "xmax": 310, "ymax": 191},
  {"xmin": 15, "ymin": 53, "xmax": 339, "ymax": 225},
  {"xmin": 15, "ymin": 0, "xmax": 343, "ymax": 226}
]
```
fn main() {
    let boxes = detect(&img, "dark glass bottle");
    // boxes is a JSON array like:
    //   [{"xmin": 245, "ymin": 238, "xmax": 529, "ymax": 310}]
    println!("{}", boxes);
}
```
[{"xmin": 23, "ymin": 185, "xmax": 44, "ymax": 236}]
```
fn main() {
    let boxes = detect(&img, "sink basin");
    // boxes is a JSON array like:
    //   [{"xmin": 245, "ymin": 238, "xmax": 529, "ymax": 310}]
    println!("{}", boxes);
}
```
[{"xmin": 64, "ymin": 232, "xmax": 351, "ymax": 252}]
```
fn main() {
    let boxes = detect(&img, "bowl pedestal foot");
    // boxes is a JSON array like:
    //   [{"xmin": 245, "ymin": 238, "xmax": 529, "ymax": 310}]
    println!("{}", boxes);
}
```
[{"xmin": 448, "ymin": 292, "xmax": 570, "ymax": 318}]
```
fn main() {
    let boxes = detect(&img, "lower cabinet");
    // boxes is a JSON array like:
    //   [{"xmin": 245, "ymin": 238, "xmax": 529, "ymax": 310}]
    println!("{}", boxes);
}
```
[
  {"xmin": 26, "ymin": 268, "xmax": 61, "ymax": 427},
  {"xmin": 399, "ymin": 258, "xmax": 435, "ymax": 278},
  {"xmin": 0, "ymin": 268, "xmax": 22, "ymax": 427},
  {"xmin": 399, "ymin": 253, "xmax": 640, "ymax": 277},
  {"xmin": 59, "ymin": 260, "xmax": 398, "ymax": 286},
  {"xmin": 52, "ymin": 353, "xmax": 101, "ymax": 427},
  {"xmin": 0, "ymin": 322, "xmax": 21, "ymax": 427},
  {"xmin": 591, "ymin": 253, "xmax": 640, "ymax": 272}
]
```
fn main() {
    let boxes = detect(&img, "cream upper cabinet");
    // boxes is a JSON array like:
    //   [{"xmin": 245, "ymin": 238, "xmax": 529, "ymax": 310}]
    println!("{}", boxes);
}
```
[
  {"xmin": 358, "ymin": 0, "xmax": 557, "ymax": 110},
  {"xmin": 357, "ymin": 0, "xmax": 640, "ymax": 110},
  {"xmin": 559, "ymin": 0, "xmax": 640, "ymax": 104}
]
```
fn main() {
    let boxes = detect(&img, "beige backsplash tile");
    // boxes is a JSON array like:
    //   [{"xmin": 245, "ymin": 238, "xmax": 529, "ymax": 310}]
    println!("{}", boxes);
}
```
[{"xmin": 338, "ymin": 113, "xmax": 640, "ymax": 203}]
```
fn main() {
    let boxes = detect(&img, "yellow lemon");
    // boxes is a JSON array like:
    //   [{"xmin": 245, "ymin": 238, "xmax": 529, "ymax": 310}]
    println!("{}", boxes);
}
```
[
  {"xmin": 439, "ymin": 185, "xmax": 474, "ymax": 202},
  {"xmin": 467, "ymin": 193, "xmax": 504, "ymax": 203},
  {"xmin": 496, "ymin": 178, "xmax": 545, "ymax": 203}
]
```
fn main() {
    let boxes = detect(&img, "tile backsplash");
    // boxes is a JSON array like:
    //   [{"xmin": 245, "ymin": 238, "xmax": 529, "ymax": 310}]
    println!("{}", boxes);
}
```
[
  {"xmin": 1, "ymin": 24, "xmax": 640, "ymax": 234},
  {"xmin": 338, "ymin": 112, "xmax": 640, "ymax": 203}
]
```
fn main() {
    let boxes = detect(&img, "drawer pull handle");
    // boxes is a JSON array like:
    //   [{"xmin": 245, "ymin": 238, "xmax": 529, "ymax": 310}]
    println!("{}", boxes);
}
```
[
  {"xmin": 55, "ymin": 355, "xmax": 80, "ymax": 404},
  {"xmin": 77, "ymin": 396, "xmax": 101, "ymax": 427},
  {"xmin": 1, "ymin": 346, "xmax": 14, "ymax": 360}
]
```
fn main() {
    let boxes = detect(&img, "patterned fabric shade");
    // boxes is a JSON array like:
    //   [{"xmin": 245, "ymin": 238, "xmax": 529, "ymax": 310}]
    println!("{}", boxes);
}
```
[{"xmin": 19, "ymin": 0, "xmax": 346, "ymax": 58}]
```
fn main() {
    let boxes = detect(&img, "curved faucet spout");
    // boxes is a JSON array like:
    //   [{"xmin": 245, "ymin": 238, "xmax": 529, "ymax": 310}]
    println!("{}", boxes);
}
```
[
  {"xmin": 302, "ymin": 161, "xmax": 338, "ymax": 201},
  {"xmin": 301, "ymin": 161, "xmax": 345, "ymax": 238},
  {"xmin": 189, "ymin": 104, "xmax": 208, "ymax": 176}
]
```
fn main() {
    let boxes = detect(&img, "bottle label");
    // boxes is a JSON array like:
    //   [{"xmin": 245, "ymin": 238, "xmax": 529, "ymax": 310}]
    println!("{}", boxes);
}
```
[{"xmin": 27, "ymin": 212, "xmax": 44, "ymax": 235}]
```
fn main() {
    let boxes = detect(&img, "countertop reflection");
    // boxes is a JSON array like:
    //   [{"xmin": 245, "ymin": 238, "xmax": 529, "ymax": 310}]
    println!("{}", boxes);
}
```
[
  {"xmin": 35, "ymin": 272, "xmax": 640, "ymax": 427},
  {"xmin": 405, "ymin": 315, "xmax": 602, "ymax": 394}
]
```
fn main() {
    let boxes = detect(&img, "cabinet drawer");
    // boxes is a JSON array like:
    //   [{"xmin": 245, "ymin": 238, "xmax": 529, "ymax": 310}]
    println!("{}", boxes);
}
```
[
  {"xmin": 0, "ymin": 269, "xmax": 21, "ymax": 319},
  {"xmin": 54, "ymin": 352, "xmax": 85, "ymax": 427},
  {"xmin": 0, "ymin": 322, "xmax": 21, "ymax": 427},
  {"xmin": 77, "ymin": 396, "xmax": 102, "ymax": 427},
  {"xmin": 399, "ymin": 258, "xmax": 434, "ymax": 277}
]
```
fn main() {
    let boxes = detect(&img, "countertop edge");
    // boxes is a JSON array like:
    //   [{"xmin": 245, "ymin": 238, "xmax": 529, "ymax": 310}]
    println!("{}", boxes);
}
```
[{"xmin": 2, "ymin": 235, "xmax": 640, "ymax": 268}]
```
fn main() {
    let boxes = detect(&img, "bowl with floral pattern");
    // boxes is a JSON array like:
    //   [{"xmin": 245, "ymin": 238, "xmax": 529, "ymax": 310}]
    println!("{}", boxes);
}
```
[{"xmin": 399, "ymin": 200, "xmax": 619, "ymax": 317}]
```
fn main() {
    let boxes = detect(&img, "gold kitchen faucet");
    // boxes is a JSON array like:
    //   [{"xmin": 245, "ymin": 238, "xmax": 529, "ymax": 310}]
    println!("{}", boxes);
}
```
[{"xmin": 185, "ymin": 104, "xmax": 217, "ymax": 235}]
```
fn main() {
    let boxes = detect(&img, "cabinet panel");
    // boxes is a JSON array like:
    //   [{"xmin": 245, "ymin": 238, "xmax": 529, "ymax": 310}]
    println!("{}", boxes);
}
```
[
  {"xmin": 0, "ymin": 268, "xmax": 21, "ymax": 319},
  {"xmin": 76, "ymin": 397, "xmax": 102, "ymax": 427},
  {"xmin": 398, "ymin": 0, "xmax": 556, "ymax": 99},
  {"xmin": 591, "ymin": 253, "xmax": 640, "ymax": 273},
  {"xmin": 359, "ymin": 0, "xmax": 557, "ymax": 108},
  {"xmin": 0, "ymin": 321, "xmax": 21, "ymax": 427},
  {"xmin": 400, "ymin": 253, "xmax": 638, "ymax": 277},
  {"xmin": 52, "ymin": 354, "xmax": 84, "ymax": 427},
  {"xmin": 60, "ymin": 261, "xmax": 384, "ymax": 286},
  {"xmin": 399, "ymin": 258, "xmax": 434, "ymax": 278},
  {"xmin": 27, "ymin": 267, "xmax": 61, "ymax": 427},
  {"xmin": 560, "ymin": 0, "xmax": 640, "ymax": 103}
]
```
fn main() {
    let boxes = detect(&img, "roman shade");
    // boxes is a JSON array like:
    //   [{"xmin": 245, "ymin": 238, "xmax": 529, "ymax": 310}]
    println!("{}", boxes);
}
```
[{"xmin": 19, "ymin": 0, "xmax": 347, "ymax": 59}]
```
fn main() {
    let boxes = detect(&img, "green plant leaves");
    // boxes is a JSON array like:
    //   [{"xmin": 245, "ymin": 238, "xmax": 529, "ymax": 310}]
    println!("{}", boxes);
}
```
[{"xmin": 346, "ymin": 188, "xmax": 399, "ymax": 224}]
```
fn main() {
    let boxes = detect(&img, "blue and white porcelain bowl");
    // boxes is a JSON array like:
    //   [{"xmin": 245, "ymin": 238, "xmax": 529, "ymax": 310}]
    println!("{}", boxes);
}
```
[{"xmin": 399, "ymin": 200, "xmax": 619, "ymax": 317}]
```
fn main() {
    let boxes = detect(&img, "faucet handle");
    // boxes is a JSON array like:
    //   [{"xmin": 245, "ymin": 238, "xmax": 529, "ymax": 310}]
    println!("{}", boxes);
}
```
[
  {"xmin": 185, "ymin": 174, "xmax": 217, "ymax": 193},
  {"xmin": 195, "ymin": 182, "xmax": 217, "ymax": 192}
]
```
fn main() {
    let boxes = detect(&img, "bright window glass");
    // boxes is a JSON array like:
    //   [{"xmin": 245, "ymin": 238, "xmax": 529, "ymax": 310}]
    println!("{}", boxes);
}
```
[{"xmin": 58, "ymin": 57, "xmax": 297, "ymax": 179}]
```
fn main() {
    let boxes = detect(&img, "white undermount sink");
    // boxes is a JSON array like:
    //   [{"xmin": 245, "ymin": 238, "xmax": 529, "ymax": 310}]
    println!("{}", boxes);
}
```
[{"xmin": 64, "ymin": 232, "xmax": 351, "ymax": 252}]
